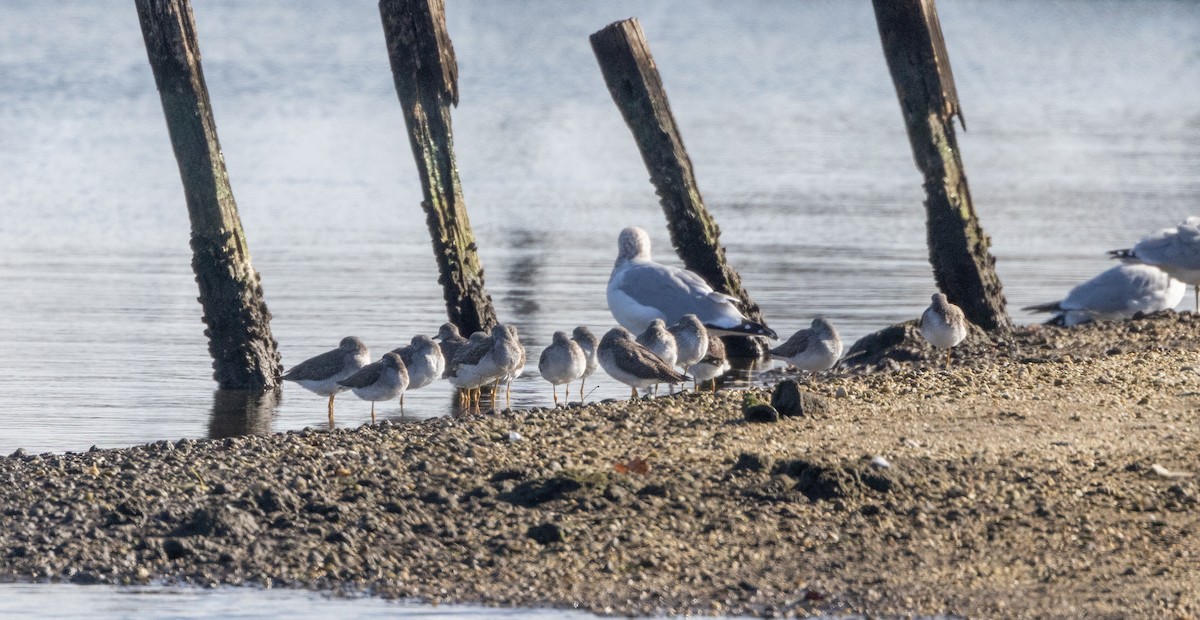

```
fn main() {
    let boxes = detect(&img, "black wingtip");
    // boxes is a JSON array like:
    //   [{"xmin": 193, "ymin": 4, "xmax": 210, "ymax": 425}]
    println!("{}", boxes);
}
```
[
  {"xmin": 705, "ymin": 320, "xmax": 779, "ymax": 340},
  {"xmin": 1108, "ymin": 248, "xmax": 1134, "ymax": 260}
]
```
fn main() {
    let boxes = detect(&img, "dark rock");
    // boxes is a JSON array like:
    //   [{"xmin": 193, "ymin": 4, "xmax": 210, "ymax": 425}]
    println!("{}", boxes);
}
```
[
  {"xmin": 771, "ymin": 380, "xmax": 831, "ymax": 417},
  {"xmin": 637, "ymin": 484, "xmax": 669, "ymax": 498},
  {"xmin": 162, "ymin": 539, "xmax": 191, "ymax": 559},
  {"xmin": 527, "ymin": 523, "xmax": 565, "ymax": 545},
  {"xmin": 256, "ymin": 487, "xmax": 300, "ymax": 514},
  {"xmin": 500, "ymin": 476, "xmax": 582, "ymax": 507},
  {"xmin": 743, "ymin": 404, "xmax": 779, "ymax": 423},
  {"xmin": 732, "ymin": 452, "xmax": 769, "ymax": 472},
  {"xmin": 603, "ymin": 484, "xmax": 631, "ymax": 504},
  {"xmin": 325, "ymin": 530, "xmax": 353, "ymax": 545}
]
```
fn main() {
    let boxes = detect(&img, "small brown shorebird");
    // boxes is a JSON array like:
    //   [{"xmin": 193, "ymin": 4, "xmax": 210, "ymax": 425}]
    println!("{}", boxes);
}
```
[
  {"xmin": 687, "ymin": 335, "xmax": 729, "ymax": 394},
  {"xmin": 446, "ymin": 331, "xmax": 495, "ymax": 408},
  {"xmin": 919, "ymin": 293, "xmax": 968, "ymax": 368},
  {"xmin": 598, "ymin": 327, "xmax": 688, "ymax": 399},
  {"xmin": 668, "ymin": 314, "xmax": 709, "ymax": 380},
  {"xmin": 538, "ymin": 331, "xmax": 586, "ymax": 405},
  {"xmin": 434, "ymin": 323, "xmax": 468, "ymax": 379},
  {"xmin": 768, "ymin": 317, "xmax": 842, "ymax": 374},
  {"xmin": 571, "ymin": 326, "xmax": 599, "ymax": 400},
  {"xmin": 282, "ymin": 336, "xmax": 370, "ymax": 425},
  {"xmin": 337, "ymin": 352, "xmax": 409, "ymax": 424}
]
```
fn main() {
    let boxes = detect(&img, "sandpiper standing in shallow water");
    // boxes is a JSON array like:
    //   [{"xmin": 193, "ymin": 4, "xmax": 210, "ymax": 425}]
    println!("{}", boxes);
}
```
[
  {"xmin": 434, "ymin": 323, "xmax": 468, "ymax": 378},
  {"xmin": 337, "ymin": 352, "xmax": 409, "ymax": 424},
  {"xmin": 607, "ymin": 226, "xmax": 777, "ymax": 339},
  {"xmin": 769, "ymin": 318, "xmax": 842, "ymax": 374},
  {"xmin": 446, "ymin": 332, "xmax": 495, "ymax": 407},
  {"xmin": 571, "ymin": 326, "xmax": 599, "ymax": 400},
  {"xmin": 391, "ymin": 335, "xmax": 444, "ymax": 406},
  {"xmin": 598, "ymin": 327, "xmax": 688, "ymax": 399},
  {"xmin": 282, "ymin": 336, "xmax": 370, "ymax": 424},
  {"xmin": 687, "ymin": 335, "xmax": 729, "ymax": 393},
  {"xmin": 538, "ymin": 331, "xmax": 586, "ymax": 405},
  {"xmin": 919, "ymin": 293, "xmax": 968, "ymax": 368},
  {"xmin": 669, "ymin": 314, "xmax": 709, "ymax": 378}
]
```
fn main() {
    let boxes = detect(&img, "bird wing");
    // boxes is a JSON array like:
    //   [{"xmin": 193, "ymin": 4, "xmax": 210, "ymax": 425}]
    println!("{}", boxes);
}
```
[
  {"xmin": 337, "ymin": 361, "xmax": 383, "ymax": 388},
  {"xmin": 282, "ymin": 348, "xmax": 344, "ymax": 381},
  {"xmin": 769, "ymin": 329, "xmax": 811, "ymax": 357},
  {"xmin": 611, "ymin": 261, "xmax": 743, "ymax": 326},
  {"xmin": 1061, "ymin": 265, "xmax": 1170, "ymax": 314},
  {"xmin": 1133, "ymin": 223, "xmax": 1200, "ymax": 270},
  {"xmin": 614, "ymin": 340, "xmax": 687, "ymax": 382}
]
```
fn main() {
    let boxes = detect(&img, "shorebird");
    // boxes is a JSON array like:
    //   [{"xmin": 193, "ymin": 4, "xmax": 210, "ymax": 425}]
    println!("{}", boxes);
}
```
[
  {"xmin": 1109, "ymin": 217, "xmax": 1200, "ymax": 311},
  {"xmin": 571, "ymin": 326, "xmax": 599, "ymax": 400},
  {"xmin": 769, "ymin": 318, "xmax": 842, "ymax": 374},
  {"xmin": 337, "ymin": 352, "xmax": 409, "ymax": 424},
  {"xmin": 281, "ymin": 336, "xmax": 370, "ymax": 424},
  {"xmin": 607, "ymin": 226, "xmax": 777, "ymax": 339},
  {"xmin": 434, "ymin": 323, "xmax": 468, "ymax": 378},
  {"xmin": 1023, "ymin": 263, "xmax": 1184, "ymax": 327},
  {"xmin": 494, "ymin": 324, "xmax": 526, "ymax": 408},
  {"xmin": 687, "ymin": 335, "xmax": 729, "ymax": 394},
  {"xmin": 668, "ymin": 314, "xmax": 709, "ymax": 379},
  {"xmin": 446, "ymin": 331, "xmax": 495, "ymax": 407},
  {"xmin": 538, "ymin": 331, "xmax": 586, "ymax": 405},
  {"xmin": 636, "ymin": 319, "xmax": 678, "ymax": 395},
  {"xmin": 391, "ymin": 335, "xmax": 444, "ymax": 406},
  {"xmin": 598, "ymin": 327, "xmax": 688, "ymax": 399},
  {"xmin": 919, "ymin": 293, "xmax": 968, "ymax": 368}
]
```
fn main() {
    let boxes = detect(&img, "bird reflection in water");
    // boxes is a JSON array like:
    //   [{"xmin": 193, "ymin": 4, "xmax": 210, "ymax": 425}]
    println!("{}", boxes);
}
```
[{"xmin": 208, "ymin": 389, "xmax": 281, "ymax": 439}]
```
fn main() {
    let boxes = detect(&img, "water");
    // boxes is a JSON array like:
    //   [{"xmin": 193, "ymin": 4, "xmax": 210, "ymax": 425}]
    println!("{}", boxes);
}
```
[
  {"xmin": 0, "ymin": 583, "xmax": 599, "ymax": 619},
  {"xmin": 1, "ymin": 0, "xmax": 1197, "ymax": 456}
]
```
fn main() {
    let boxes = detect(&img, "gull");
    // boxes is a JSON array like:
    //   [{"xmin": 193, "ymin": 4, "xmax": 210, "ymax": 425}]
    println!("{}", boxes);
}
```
[
  {"xmin": 337, "ymin": 352, "xmax": 408, "ymax": 424},
  {"xmin": 769, "ymin": 318, "xmax": 842, "ymax": 374},
  {"xmin": 391, "ymin": 335, "xmax": 444, "ymax": 406},
  {"xmin": 571, "ymin": 326, "xmax": 599, "ymax": 400},
  {"xmin": 434, "ymin": 323, "xmax": 468, "ymax": 378},
  {"xmin": 282, "ymin": 336, "xmax": 370, "ymax": 424},
  {"xmin": 919, "ymin": 293, "xmax": 968, "ymax": 368},
  {"xmin": 1109, "ymin": 217, "xmax": 1200, "ymax": 311},
  {"xmin": 687, "ymin": 335, "xmax": 729, "ymax": 394},
  {"xmin": 598, "ymin": 327, "xmax": 688, "ymax": 399},
  {"xmin": 1024, "ymin": 263, "xmax": 1184, "ymax": 327},
  {"xmin": 668, "ymin": 314, "xmax": 709, "ymax": 380},
  {"xmin": 607, "ymin": 226, "xmax": 777, "ymax": 339},
  {"xmin": 538, "ymin": 331, "xmax": 586, "ymax": 405}
]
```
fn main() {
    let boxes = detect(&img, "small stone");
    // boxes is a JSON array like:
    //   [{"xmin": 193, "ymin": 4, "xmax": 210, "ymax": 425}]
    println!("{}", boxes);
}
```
[
  {"xmin": 743, "ymin": 404, "xmax": 779, "ymax": 423},
  {"xmin": 527, "ymin": 523, "xmax": 565, "ymax": 545},
  {"xmin": 508, "ymin": 431, "xmax": 522, "ymax": 442},
  {"xmin": 870, "ymin": 456, "xmax": 891, "ymax": 469},
  {"xmin": 732, "ymin": 453, "xmax": 768, "ymax": 472},
  {"xmin": 770, "ymin": 380, "xmax": 831, "ymax": 417},
  {"xmin": 835, "ymin": 387, "xmax": 848, "ymax": 398}
]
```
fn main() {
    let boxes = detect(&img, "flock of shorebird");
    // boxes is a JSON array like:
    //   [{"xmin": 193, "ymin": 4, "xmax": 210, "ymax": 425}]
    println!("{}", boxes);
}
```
[{"xmin": 283, "ymin": 218, "xmax": 1200, "ymax": 422}]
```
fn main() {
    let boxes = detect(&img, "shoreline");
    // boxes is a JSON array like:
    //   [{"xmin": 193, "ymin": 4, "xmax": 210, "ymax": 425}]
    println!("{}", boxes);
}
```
[{"xmin": 2, "ymin": 313, "xmax": 1198, "ymax": 617}]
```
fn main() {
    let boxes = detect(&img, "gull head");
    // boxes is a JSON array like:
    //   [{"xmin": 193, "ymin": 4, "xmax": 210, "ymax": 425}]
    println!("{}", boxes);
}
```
[{"xmin": 616, "ymin": 226, "xmax": 653, "ymax": 264}]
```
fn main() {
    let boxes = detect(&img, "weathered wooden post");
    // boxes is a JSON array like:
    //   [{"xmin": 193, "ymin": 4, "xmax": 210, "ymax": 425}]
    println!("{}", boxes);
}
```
[
  {"xmin": 135, "ymin": 0, "xmax": 282, "ymax": 389},
  {"xmin": 590, "ymin": 18, "xmax": 772, "ymax": 359},
  {"xmin": 378, "ymin": 0, "xmax": 497, "ymax": 336},
  {"xmin": 872, "ymin": 0, "xmax": 1011, "ymax": 332}
]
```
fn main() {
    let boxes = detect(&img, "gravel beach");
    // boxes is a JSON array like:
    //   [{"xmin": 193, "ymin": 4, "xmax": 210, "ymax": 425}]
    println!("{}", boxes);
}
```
[{"xmin": 2, "ymin": 312, "xmax": 1198, "ymax": 618}]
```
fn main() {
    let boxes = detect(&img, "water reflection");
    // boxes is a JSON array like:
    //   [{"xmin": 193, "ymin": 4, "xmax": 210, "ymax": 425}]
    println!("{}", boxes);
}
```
[{"xmin": 207, "ymin": 389, "xmax": 281, "ymax": 439}]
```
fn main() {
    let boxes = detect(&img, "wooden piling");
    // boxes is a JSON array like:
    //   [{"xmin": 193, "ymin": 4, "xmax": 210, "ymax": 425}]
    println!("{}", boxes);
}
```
[
  {"xmin": 378, "ymin": 0, "xmax": 497, "ymax": 336},
  {"xmin": 872, "ymin": 0, "xmax": 1011, "ymax": 332},
  {"xmin": 589, "ymin": 19, "xmax": 771, "ymax": 359},
  {"xmin": 135, "ymin": 0, "xmax": 282, "ymax": 389}
]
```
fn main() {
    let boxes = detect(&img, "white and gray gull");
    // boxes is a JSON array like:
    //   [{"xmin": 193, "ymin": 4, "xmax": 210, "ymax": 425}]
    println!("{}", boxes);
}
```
[
  {"xmin": 606, "ymin": 226, "xmax": 777, "ymax": 339},
  {"xmin": 1109, "ymin": 217, "xmax": 1200, "ymax": 311},
  {"xmin": 1024, "ymin": 263, "xmax": 1184, "ymax": 327}
]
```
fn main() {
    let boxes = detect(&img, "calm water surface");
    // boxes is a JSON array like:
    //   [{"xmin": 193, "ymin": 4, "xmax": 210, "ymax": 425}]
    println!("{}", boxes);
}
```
[{"xmin": 0, "ymin": 0, "xmax": 1197, "ymax": 455}]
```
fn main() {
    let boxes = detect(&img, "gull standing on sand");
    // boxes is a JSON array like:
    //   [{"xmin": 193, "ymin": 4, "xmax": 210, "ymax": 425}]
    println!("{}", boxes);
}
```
[
  {"xmin": 571, "ymin": 326, "xmax": 599, "ymax": 400},
  {"xmin": 669, "ymin": 314, "xmax": 709, "ymax": 376},
  {"xmin": 919, "ymin": 293, "xmax": 968, "ymax": 368},
  {"xmin": 1109, "ymin": 217, "xmax": 1200, "ymax": 311},
  {"xmin": 538, "ymin": 331, "xmax": 586, "ymax": 405},
  {"xmin": 282, "ymin": 336, "xmax": 370, "ymax": 424},
  {"xmin": 391, "ymin": 335, "xmax": 444, "ymax": 406},
  {"xmin": 434, "ymin": 323, "xmax": 468, "ymax": 378},
  {"xmin": 337, "ymin": 352, "xmax": 409, "ymax": 424},
  {"xmin": 769, "ymin": 318, "xmax": 842, "ymax": 373},
  {"xmin": 607, "ymin": 226, "xmax": 777, "ymax": 339},
  {"xmin": 1023, "ymin": 263, "xmax": 1184, "ymax": 327},
  {"xmin": 687, "ymin": 335, "xmax": 729, "ymax": 394},
  {"xmin": 598, "ymin": 327, "xmax": 688, "ymax": 399}
]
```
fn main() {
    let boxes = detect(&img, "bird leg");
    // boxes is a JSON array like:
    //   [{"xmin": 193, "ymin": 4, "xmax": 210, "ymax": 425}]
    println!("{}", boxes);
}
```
[
  {"xmin": 506, "ymin": 381, "xmax": 513, "ymax": 408},
  {"xmin": 327, "ymin": 394, "xmax": 335, "ymax": 426},
  {"xmin": 629, "ymin": 386, "xmax": 637, "ymax": 400},
  {"xmin": 944, "ymin": 349, "xmax": 952, "ymax": 369},
  {"xmin": 710, "ymin": 378, "xmax": 717, "ymax": 394},
  {"xmin": 1194, "ymin": 285, "xmax": 1198, "ymax": 313},
  {"xmin": 370, "ymin": 401, "xmax": 376, "ymax": 425},
  {"xmin": 552, "ymin": 384, "xmax": 558, "ymax": 406},
  {"xmin": 579, "ymin": 379, "xmax": 585, "ymax": 400}
]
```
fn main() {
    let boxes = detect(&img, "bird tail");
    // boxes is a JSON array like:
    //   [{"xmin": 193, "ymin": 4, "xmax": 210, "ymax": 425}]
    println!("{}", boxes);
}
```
[
  {"xmin": 706, "ymin": 319, "xmax": 778, "ymax": 340},
  {"xmin": 1022, "ymin": 302, "xmax": 1062, "ymax": 314},
  {"xmin": 1108, "ymin": 248, "xmax": 1136, "ymax": 261}
]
